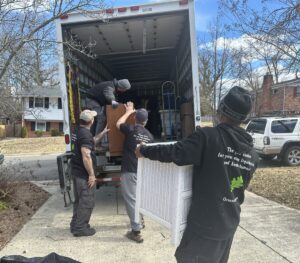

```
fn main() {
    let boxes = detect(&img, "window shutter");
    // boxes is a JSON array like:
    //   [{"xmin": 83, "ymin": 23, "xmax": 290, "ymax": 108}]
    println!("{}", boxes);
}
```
[
  {"xmin": 46, "ymin": 122, "xmax": 51, "ymax": 132},
  {"xmin": 29, "ymin": 97, "xmax": 34, "ymax": 108},
  {"xmin": 31, "ymin": 122, "xmax": 35, "ymax": 131},
  {"xmin": 293, "ymin": 86, "xmax": 299, "ymax": 98},
  {"xmin": 59, "ymin": 122, "xmax": 63, "ymax": 132},
  {"xmin": 45, "ymin": 97, "xmax": 49, "ymax": 109},
  {"xmin": 58, "ymin": 98, "xmax": 62, "ymax": 109}
]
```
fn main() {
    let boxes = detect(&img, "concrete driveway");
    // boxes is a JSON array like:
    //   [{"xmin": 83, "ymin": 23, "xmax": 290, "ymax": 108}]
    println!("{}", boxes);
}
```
[{"xmin": 0, "ymin": 181, "xmax": 299, "ymax": 263}]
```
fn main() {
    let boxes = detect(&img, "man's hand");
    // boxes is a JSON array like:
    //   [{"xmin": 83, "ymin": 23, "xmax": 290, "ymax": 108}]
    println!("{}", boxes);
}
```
[
  {"xmin": 135, "ymin": 143, "xmax": 145, "ymax": 158},
  {"xmin": 94, "ymin": 125, "xmax": 110, "ymax": 144},
  {"xmin": 125, "ymin": 101, "xmax": 135, "ymax": 114},
  {"xmin": 116, "ymin": 101, "xmax": 135, "ymax": 129},
  {"xmin": 98, "ymin": 124, "xmax": 110, "ymax": 138},
  {"xmin": 88, "ymin": 175, "xmax": 96, "ymax": 188},
  {"xmin": 99, "ymin": 125, "xmax": 110, "ymax": 136},
  {"xmin": 81, "ymin": 147, "xmax": 96, "ymax": 187}
]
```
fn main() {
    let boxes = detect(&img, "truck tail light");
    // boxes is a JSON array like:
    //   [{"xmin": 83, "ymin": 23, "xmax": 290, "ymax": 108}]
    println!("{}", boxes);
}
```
[
  {"xmin": 106, "ymin": 9, "xmax": 114, "ymax": 14},
  {"xmin": 130, "ymin": 6, "xmax": 140, "ymax": 11},
  {"xmin": 179, "ymin": 0, "xmax": 189, "ymax": 5},
  {"xmin": 263, "ymin": 136, "xmax": 270, "ymax": 145},
  {"xmin": 65, "ymin": 134, "xmax": 70, "ymax": 145},
  {"xmin": 60, "ymin": 14, "xmax": 69, "ymax": 19},
  {"xmin": 118, "ymin": 7, "xmax": 127, "ymax": 12}
]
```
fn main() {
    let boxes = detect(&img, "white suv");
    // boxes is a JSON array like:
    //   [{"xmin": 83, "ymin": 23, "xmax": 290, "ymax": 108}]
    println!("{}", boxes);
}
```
[{"xmin": 245, "ymin": 117, "xmax": 300, "ymax": 166}]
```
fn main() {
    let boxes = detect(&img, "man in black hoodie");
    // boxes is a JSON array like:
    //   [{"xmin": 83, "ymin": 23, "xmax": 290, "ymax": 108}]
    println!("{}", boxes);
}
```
[
  {"xmin": 85, "ymin": 79, "xmax": 131, "ymax": 135},
  {"xmin": 135, "ymin": 86, "xmax": 259, "ymax": 263}
]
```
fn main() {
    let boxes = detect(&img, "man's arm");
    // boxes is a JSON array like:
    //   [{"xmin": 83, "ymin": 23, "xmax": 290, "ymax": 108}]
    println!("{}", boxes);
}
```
[
  {"xmin": 103, "ymin": 85, "xmax": 116, "ymax": 104},
  {"xmin": 135, "ymin": 129, "xmax": 206, "ymax": 166},
  {"xmin": 116, "ymin": 101, "xmax": 135, "ymax": 130},
  {"xmin": 94, "ymin": 125, "xmax": 110, "ymax": 145},
  {"xmin": 81, "ymin": 146, "xmax": 96, "ymax": 188}
]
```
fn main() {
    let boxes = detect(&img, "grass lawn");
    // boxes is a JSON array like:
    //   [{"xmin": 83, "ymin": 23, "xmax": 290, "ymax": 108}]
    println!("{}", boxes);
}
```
[{"xmin": 0, "ymin": 137, "xmax": 65, "ymax": 155}]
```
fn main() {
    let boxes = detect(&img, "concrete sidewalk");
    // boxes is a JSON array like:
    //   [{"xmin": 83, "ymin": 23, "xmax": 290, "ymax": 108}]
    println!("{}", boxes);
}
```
[{"xmin": 0, "ymin": 181, "xmax": 299, "ymax": 263}]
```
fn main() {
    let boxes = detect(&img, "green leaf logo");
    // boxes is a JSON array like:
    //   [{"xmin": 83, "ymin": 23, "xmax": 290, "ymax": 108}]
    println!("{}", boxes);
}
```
[{"xmin": 230, "ymin": 176, "xmax": 244, "ymax": 192}]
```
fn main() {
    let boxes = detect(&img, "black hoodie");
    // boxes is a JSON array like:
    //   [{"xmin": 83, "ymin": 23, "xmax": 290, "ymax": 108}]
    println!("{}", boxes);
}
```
[
  {"xmin": 140, "ymin": 123, "xmax": 259, "ymax": 240},
  {"xmin": 86, "ymin": 80, "xmax": 117, "ymax": 106}
]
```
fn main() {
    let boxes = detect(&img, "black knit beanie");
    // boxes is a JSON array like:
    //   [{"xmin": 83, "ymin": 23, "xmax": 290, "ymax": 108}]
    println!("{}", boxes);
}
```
[{"xmin": 217, "ymin": 86, "xmax": 252, "ymax": 122}]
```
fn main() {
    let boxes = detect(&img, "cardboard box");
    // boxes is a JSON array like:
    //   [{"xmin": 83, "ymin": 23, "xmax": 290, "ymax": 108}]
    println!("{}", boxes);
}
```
[
  {"xmin": 106, "ymin": 104, "xmax": 135, "ymax": 156},
  {"xmin": 180, "ymin": 102, "xmax": 195, "ymax": 137}
]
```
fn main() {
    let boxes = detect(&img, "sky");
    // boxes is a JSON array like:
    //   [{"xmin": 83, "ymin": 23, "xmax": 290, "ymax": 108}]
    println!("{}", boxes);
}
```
[{"xmin": 107, "ymin": 0, "xmax": 296, "ymax": 83}]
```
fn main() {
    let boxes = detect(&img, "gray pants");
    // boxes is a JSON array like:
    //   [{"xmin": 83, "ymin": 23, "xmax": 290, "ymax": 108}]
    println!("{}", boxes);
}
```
[
  {"xmin": 121, "ymin": 172, "xmax": 143, "ymax": 232},
  {"xmin": 70, "ymin": 175, "xmax": 96, "ymax": 232},
  {"xmin": 86, "ymin": 97, "xmax": 106, "ymax": 135}
]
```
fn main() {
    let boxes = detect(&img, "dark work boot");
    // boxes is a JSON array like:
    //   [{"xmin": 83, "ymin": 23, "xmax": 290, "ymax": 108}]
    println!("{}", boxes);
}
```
[
  {"xmin": 71, "ymin": 224, "xmax": 91, "ymax": 234},
  {"xmin": 73, "ymin": 227, "xmax": 96, "ymax": 237},
  {"xmin": 125, "ymin": 230, "xmax": 143, "ymax": 243}
]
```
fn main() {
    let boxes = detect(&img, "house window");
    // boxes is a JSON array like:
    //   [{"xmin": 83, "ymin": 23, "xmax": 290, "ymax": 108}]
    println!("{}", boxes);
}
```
[
  {"xmin": 35, "ymin": 97, "xmax": 44, "ymax": 108},
  {"xmin": 58, "ymin": 98, "xmax": 62, "ymax": 109},
  {"xmin": 36, "ymin": 122, "xmax": 46, "ymax": 131}
]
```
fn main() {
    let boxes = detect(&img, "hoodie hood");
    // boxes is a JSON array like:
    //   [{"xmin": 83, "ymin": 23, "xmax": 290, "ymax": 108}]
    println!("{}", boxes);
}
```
[{"xmin": 217, "ymin": 123, "xmax": 253, "ymax": 153}]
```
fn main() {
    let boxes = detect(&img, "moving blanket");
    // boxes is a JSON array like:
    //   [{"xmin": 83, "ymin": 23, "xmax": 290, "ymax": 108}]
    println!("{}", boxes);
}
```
[{"xmin": 0, "ymin": 252, "xmax": 80, "ymax": 263}]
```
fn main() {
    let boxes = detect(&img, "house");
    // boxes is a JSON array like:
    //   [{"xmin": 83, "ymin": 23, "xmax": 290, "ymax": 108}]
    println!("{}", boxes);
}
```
[
  {"xmin": 20, "ymin": 87, "xmax": 63, "ymax": 137},
  {"xmin": 252, "ymin": 74, "xmax": 300, "ymax": 116}
]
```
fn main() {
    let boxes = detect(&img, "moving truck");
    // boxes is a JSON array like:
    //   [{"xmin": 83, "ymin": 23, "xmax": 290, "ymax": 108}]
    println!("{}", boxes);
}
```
[{"xmin": 55, "ymin": 0, "xmax": 200, "ymax": 204}]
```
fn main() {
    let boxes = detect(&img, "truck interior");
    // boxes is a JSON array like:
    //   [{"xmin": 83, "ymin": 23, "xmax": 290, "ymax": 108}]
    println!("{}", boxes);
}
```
[{"xmin": 62, "ymin": 10, "xmax": 194, "ymax": 140}]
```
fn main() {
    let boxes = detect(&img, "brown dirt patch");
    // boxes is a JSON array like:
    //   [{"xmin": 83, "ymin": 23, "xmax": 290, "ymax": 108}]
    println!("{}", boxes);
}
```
[
  {"xmin": 0, "ymin": 137, "xmax": 65, "ymax": 155},
  {"xmin": 0, "ymin": 182, "xmax": 49, "ymax": 250},
  {"xmin": 248, "ymin": 166, "xmax": 300, "ymax": 210}
]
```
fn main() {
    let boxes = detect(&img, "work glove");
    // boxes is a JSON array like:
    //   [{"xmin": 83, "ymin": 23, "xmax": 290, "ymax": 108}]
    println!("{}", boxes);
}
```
[{"xmin": 112, "ymin": 101, "xmax": 119, "ymax": 109}]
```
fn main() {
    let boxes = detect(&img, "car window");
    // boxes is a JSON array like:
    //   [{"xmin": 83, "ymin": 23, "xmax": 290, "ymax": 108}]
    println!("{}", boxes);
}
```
[
  {"xmin": 271, "ymin": 119, "xmax": 298, "ymax": 133},
  {"xmin": 246, "ymin": 119, "xmax": 267, "ymax": 134}
]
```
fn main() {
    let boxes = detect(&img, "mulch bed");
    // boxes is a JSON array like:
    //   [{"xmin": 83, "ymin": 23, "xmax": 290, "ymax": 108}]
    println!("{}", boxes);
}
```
[
  {"xmin": 249, "ymin": 166, "xmax": 300, "ymax": 210},
  {"xmin": 0, "ymin": 182, "xmax": 49, "ymax": 250}
]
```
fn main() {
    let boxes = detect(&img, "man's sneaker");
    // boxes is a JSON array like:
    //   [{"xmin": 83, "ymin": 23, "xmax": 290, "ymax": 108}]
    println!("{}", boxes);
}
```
[
  {"xmin": 126, "ymin": 230, "xmax": 143, "ymax": 243},
  {"xmin": 73, "ymin": 227, "xmax": 96, "ymax": 237}
]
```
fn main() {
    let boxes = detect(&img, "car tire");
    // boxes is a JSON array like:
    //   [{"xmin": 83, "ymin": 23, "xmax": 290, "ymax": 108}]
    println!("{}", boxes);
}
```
[
  {"xmin": 283, "ymin": 146, "xmax": 300, "ymax": 166},
  {"xmin": 260, "ymin": 155, "xmax": 275, "ymax": 161}
]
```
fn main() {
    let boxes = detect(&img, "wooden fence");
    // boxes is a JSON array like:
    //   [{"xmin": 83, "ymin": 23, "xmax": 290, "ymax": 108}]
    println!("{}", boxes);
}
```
[{"xmin": 0, "ymin": 124, "xmax": 22, "ymax": 138}]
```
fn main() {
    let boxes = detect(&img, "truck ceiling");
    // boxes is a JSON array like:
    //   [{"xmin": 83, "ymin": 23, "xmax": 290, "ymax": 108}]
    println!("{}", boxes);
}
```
[{"xmin": 62, "ymin": 11, "xmax": 189, "ymax": 82}]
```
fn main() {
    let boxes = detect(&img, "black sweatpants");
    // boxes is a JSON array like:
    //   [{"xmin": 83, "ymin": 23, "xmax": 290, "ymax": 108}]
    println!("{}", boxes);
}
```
[
  {"xmin": 175, "ymin": 227, "xmax": 234, "ymax": 263},
  {"xmin": 70, "ymin": 176, "xmax": 96, "ymax": 232}
]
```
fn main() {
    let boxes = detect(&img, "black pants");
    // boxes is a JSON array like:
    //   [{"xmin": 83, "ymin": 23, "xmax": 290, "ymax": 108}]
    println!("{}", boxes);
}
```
[
  {"xmin": 175, "ymin": 227, "xmax": 234, "ymax": 263},
  {"xmin": 70, "ymin": 176, "xmax": 96, "ymax": 232}
]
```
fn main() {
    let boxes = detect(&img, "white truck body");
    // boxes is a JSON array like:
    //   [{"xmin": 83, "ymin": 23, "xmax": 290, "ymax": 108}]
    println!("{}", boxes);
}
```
[
  {"xmin": 55, "ymin": 0, "xmax": 200, "ymax": 238},
  {"xmin": 55, "ymin": 0, "xmax": 200, "ymax": 151}
]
